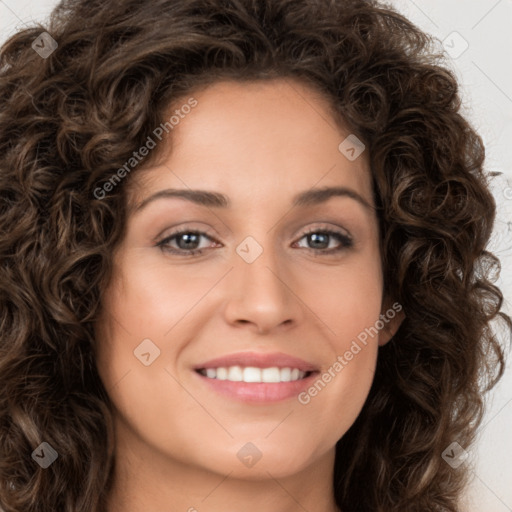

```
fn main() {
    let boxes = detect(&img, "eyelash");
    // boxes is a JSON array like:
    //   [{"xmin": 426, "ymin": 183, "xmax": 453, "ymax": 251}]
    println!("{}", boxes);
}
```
[{"xmin": 155, "ymin": 226, "xmax": 353, "ymax": 256}]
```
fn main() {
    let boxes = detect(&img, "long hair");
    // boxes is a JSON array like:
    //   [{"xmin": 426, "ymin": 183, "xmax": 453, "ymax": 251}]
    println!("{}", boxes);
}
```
[{"xmin": 0, "ymin": 0, "xmax": 510, "ymax": 510}]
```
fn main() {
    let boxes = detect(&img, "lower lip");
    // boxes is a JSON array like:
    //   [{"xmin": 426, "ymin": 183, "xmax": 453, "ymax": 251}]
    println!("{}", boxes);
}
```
[{"xmin": 193, "ymin": 370, "xmax": 319, "ymax": 403}]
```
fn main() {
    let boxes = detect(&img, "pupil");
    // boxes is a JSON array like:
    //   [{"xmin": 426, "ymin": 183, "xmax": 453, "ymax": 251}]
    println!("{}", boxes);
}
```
[
  {"xmin": 309, "ymin": 233, "xmax": 328, "ymax": 249},
  {"xmin": 178, "ymin": 233, "xmax": 199, "ymax": 249}
]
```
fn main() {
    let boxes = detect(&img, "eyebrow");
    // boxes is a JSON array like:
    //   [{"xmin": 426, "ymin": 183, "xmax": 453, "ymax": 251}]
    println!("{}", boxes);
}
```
[{"xmin": 133, "ymin": 185, "xmax": 374, "ymax": 212}]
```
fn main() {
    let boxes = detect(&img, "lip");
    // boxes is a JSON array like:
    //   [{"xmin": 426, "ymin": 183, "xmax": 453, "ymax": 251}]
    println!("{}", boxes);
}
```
[
  {"xmin": 193, "ymin": 370, "xmax": 319, "ymax": 403},
  {"xmin": 193, "ymin": 351, "xmax": 318, "ymax": 372}
]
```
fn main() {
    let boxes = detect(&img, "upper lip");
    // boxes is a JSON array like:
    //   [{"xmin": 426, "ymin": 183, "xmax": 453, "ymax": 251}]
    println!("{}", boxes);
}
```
[{"xmin": 194, "ymin": 351, "xmax": 318, "ymax": 372}]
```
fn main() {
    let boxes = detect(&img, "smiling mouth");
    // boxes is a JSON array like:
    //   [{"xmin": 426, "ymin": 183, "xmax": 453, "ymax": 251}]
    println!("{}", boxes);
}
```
[{"xmin": 195, "ymin": 366, "xmax": 314, "ymax": 383}]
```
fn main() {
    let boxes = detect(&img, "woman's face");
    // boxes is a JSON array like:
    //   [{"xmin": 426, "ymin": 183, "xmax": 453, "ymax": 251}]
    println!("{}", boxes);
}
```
[{"xmin": 95, "ymin": 78, "xmax": 402, "ymax": 482}]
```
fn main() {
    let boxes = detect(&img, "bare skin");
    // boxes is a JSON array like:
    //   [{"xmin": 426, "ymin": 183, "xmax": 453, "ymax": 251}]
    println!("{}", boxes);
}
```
[{"xmin": 95, "ymin": 78, "xmax": 404, "ymax": 512}]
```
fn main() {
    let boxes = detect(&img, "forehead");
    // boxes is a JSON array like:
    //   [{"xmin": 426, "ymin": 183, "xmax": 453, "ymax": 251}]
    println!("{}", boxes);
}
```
[{"xmin": 127, "ymin": 78, "xmax": 372, "ymax": 210}]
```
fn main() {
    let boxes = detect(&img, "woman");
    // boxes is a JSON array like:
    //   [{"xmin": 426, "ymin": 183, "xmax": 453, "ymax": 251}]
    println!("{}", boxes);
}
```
[{"xmin": 0, "ymin": 0, "xmax": 510, "ymax": 511}]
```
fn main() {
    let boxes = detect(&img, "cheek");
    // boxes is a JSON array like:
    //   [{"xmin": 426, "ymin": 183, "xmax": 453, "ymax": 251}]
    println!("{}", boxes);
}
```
[
  {"xmin": 305, "ymin": 254, "xmax": 383, "ymax": 347},
  {"xmin": 105, "ymin": 250, "xmax": 215, "ymax": 333},
  {"xmin": 297, "ymin": 254, "xmax": 382, "ymax": 424},
  {"xmin": 94, "ymin": 251, "xmax": 218, "ymax": 394},
  {"xmin": 298, "ymin": 284, "xmax": 381, "ymax": 445}
]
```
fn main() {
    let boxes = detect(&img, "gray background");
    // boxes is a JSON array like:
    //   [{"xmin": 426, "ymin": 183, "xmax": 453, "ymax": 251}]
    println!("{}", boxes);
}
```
[{"xmin": 1, "ymin": 0, "xmax": 511, "ymax": 510}]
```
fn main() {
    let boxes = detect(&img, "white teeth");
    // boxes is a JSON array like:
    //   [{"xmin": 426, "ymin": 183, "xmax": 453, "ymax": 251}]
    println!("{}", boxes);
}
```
[
  {"xmin": 280, "ymin": 367, "xmax": 291, "ymax": 382},
  {"xmin": 199, "ymin": 366, "xmax": 308, "ymax": 382},
  {"xmin": 216, "ymin": 367, "xmax": 228, "ymax": 380},
  {"xmin": 243, "ymin": 367, "xmax": 262, "ymax": 382},
  {"xmin": 261, "ymin": 367, "xmax": 280, "ymax": 383},
  {"xmin": 228, "ymin": 366, "xmax": 243, "ymax": 381}
]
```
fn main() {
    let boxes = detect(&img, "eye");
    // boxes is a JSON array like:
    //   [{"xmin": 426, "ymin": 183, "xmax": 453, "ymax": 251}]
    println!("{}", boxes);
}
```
[
  {"xmin": 155, "ymin": 226, "xmax": 353, "ymax": 257},
  {"xmin": 156, "ymin": 230, "xmax": 219, "ymax": 255},
  {"xmin": 293, "ymin": 228, "xmax": 353, "ymax": 253}
]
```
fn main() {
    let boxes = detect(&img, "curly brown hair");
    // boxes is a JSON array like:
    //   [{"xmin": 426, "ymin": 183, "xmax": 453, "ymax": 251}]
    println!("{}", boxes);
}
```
[{"xmin": 0, "ymin": 0, "xmax": 510, "ymax": 511}]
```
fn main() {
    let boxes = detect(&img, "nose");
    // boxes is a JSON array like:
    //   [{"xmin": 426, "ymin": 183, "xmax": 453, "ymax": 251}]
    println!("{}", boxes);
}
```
[{"xmin": 222, "ymin": 239, "xmax": 302, "ymax": 334}]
